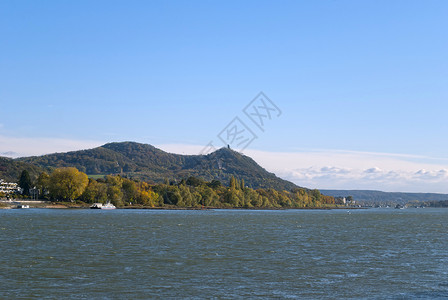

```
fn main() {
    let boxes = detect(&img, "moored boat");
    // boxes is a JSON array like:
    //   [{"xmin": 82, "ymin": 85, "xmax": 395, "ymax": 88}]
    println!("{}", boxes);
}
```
[{"xmin": 90, "ymin": 202, "xmax": 116, "ymax": 210}]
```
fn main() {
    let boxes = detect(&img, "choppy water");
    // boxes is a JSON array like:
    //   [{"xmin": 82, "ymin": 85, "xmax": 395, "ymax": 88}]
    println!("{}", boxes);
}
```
[{"xmin": 1, "ymin": 208, "xmax": 448, "ymax": 299}]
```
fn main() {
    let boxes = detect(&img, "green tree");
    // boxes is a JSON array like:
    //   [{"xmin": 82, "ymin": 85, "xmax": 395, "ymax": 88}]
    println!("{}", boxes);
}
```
[
  {"xmin": 81, "ymin": 179, "xmax": 107, "ymax": 203},
  {"xmin": 186, "ymin": 176, "xmax": 204, "ymax": 187},
  {"xmin": 198, "ymin": 185, "xmax": 219, "ymax": 207},
  {"xmin": 122, "ymin": 178, "xmax": 138, "ymax": 205},
  {"xmin": 107, "ymin": 185, "xmax": 123, "ymax": 206},
  {"xmin": 224, "ymin": 188, "xmax": 241, "ymax": 207},
  {"xmin": 37, "ymin": 172, "xmax": 50, "ymax": 195},
  {"xmin": 106, "ymin": 175, "xmax": 124, "ymax": 206},
  {"xmin": 311, "ymin": 189, "xmax": 322, "ymax": 206},
  {"xmin": 208, "ymin": 180, "xmax": 222, "ymax": 189},
  {"xmin": 163, "ymin": 186, "xmax": 182, "ymax": 205},
  {"xmin": 177, "ymin": 184, "xmax": 194, "ymax": 207},
  {"xmin": 49, "ymin": 167, "xmax": 89, "ymax": 201},
  {"xmin": 229, "ymin": 176, "xmax": 237, "ymax": 190},
  {"xmin": 18, "ymin": 170, "xmax": 32, "ymax": 196}
]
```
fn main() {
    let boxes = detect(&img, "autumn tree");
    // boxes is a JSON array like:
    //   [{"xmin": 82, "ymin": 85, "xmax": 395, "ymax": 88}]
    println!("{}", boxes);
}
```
[
  {"xmin": 49, "ymin": 167, "xmax": 89, "ymax": 201},
  {"xmin": 136, "ymin": 182, "xmax": 160, "ymax": 207}
]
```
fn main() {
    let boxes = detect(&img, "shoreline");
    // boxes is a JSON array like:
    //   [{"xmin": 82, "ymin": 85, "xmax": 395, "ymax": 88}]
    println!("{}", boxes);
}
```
[{"xmin": 0, "ymin": 200, "xmax": 364, "ymax": 210}]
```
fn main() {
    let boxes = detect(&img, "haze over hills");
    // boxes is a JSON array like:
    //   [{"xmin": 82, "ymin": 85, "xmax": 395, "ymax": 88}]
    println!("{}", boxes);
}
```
[
  {"xmin": 321, "ymin": 190, "xmax": 448, "ymax": 204},
  {"xmin": 12, "ymin": 142, "xmax": 299, "ymax": 191}
]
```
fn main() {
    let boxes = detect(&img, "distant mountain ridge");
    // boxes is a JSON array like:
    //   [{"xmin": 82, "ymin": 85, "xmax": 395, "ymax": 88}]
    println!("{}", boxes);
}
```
[
  {"xmin": 321, "ymin": 189, "xmax": 448, "ymax": 204},
  {"xmin": 12, "ymin": 142, "xmax": 299, "ymax": 191}
]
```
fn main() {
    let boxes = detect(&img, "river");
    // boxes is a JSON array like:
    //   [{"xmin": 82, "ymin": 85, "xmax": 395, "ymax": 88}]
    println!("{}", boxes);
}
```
[{"xmin": 1, "ymin": 208, "xmax": 447, "ymax": 299}]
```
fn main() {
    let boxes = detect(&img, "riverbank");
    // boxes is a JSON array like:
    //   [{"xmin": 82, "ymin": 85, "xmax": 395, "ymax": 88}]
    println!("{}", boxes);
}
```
[
  {"xmin": 0, "ymin": 200, "xmax": 88, "ymax": 209},
  {"xmin": 0, "ymin": 200, "xmax": 362, "ymax": 210}
]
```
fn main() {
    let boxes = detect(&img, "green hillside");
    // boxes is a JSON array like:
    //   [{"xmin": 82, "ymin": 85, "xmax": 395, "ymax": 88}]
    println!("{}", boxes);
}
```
[
  {"xmin": 15, "ymin": 142, "xmax": 299, "ymax": 191},
  {"xmin": 0, "ymin": 156, "xmax": 44, "ymax": 182}
]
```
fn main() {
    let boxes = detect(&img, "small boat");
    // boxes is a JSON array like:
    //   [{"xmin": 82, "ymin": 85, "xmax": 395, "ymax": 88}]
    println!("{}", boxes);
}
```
[
  {"xmin": 17, "ymin": 204, "xmax": 30, "ymax": 209},
  {"xmin": 90, "ymin": 202, "xmax": 116, "ymax": 210}
]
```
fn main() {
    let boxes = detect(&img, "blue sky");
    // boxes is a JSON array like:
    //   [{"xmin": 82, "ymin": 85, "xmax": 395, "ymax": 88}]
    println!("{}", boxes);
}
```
[{"xmin": 1, "ymin": 1, "xmax": 448, "ymax": 192}]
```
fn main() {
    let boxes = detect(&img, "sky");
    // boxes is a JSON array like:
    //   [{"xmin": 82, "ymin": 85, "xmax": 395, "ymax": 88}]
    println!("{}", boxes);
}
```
[{"xmin": 1, "ymin": 0, "xmax": 448, "ymax": 193}]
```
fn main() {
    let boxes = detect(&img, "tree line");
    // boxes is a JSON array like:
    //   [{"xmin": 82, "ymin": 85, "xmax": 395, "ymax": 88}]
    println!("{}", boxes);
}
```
[{"xmin": 18, "ymin": 167, "xmax": 335, "ymax": 208}]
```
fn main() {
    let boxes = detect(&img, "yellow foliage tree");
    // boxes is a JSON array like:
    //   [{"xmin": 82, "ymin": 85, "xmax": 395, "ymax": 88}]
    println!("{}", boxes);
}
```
[{"xmin": 49, "ymin": 167, "xmax": 89, "ymax": 201}]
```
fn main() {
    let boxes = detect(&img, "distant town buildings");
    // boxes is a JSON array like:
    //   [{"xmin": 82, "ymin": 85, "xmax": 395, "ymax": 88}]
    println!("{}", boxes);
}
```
[
  {"xmin": 335, "ymin": 196, "xmax": 356, "ymax": 206},
  {"xmin": 0, "ymin": 179, "xmax": 20, "ymax": 194}
]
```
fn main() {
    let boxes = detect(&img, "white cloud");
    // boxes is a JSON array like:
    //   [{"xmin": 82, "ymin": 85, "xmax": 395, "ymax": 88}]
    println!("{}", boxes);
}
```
[
  {"xmin": 364, "ymin": 167, "xmax": 382, "ymax": 174},
  {"xmin": 157, "ymin": 145, "xmax": 448, "ymax": 193}
]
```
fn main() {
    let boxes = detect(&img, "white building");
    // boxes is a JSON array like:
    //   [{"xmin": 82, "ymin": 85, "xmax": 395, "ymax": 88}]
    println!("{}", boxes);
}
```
[{"xmin": 0, "ymin": 179, "xmax": 19, "ymax": 194}]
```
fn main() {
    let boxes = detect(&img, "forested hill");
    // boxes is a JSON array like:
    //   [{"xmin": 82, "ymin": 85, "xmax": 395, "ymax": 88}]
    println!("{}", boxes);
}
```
[
  {"xmin": 0, "ymin": 156, "xmax": 44, "ymax": 183},
  {"xmin": 14, "ymin": 142, "xmax": 299, "ymax": 191}
]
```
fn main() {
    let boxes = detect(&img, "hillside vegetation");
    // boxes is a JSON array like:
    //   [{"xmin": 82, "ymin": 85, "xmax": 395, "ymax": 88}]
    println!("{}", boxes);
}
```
[
  {"xmin": 34, "ymin": 167, "xmax": 334, "ymax": 208},
  {"xmin": 16, "ymin": 142, "xmax": 299, "ymax": 191},
  {"xmin": 0, "ymin": 156, "xmax": 44, "ymax": 182}
]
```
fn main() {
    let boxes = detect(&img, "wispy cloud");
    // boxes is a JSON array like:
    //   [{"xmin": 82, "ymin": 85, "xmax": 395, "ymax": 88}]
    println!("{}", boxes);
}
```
[
  {"xmin": 243, "ymin": 149, "xmax": 448, "ymax": 193},
  {"xmin": 277, "ymin": 165, "xmax": 448, "ymax": 193},
  {"xmin": 0, "ymin": 135, "xmax": 104, "ymax": 158},
  {"xmin": 157, "ymin": 144, "xmax": 448, "ymax": 193}
]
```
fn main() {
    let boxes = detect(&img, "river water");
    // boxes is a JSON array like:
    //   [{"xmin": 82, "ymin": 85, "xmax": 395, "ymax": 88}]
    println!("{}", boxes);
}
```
[{"xmin": 1, "ymin": 208, "xmax": 447, "ymax": 299}]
